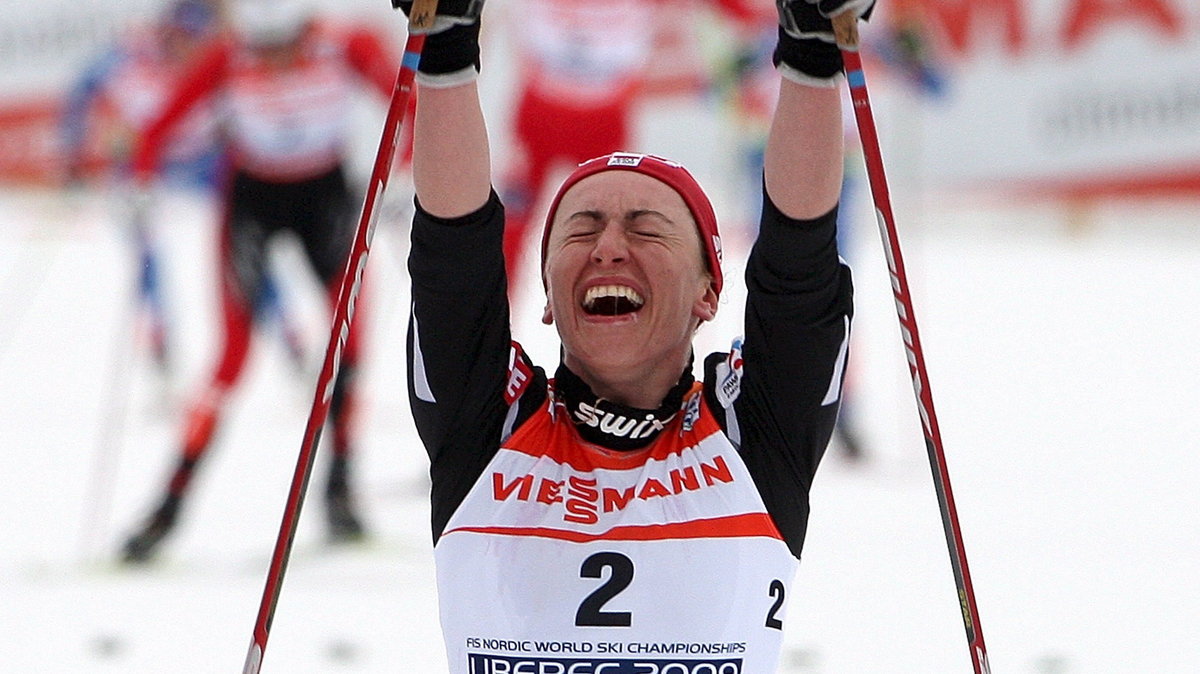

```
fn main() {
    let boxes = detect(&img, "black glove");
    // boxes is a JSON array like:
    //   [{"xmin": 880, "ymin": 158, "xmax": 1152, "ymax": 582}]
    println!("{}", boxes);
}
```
[
  {"xmin": 774, "ymin": 0, "xmax": 875, "ymax": 84},
  {"xmin": 392, "ymin": 0, "xmax": 486, "ymax": 84}
]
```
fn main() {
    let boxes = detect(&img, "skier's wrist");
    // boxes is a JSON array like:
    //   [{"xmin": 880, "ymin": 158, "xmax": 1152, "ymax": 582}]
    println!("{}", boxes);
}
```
[
  {"xmin": 773, "ymin": 30, "xmax": 844, "ymax": 86},
  {"xmin": 415, "ymin": 22, "xmax": 481, "ymax": 86},
  {"xmin": 391, "ymin": 0, "xmax": 485, "ymax": 85}
]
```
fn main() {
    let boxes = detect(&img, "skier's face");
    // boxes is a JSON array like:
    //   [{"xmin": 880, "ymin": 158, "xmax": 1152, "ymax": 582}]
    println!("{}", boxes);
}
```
[{"xmin": 542, "ymin": 171, "xmax": 717, "ymax": 395}]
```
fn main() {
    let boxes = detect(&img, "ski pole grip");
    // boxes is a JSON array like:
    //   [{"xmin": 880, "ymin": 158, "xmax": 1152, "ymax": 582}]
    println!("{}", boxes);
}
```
[
  {"xmin": 832, "ymin": 10, "xmax": 860, "ymax": 51},
  {"xmin": 408, "ymin": 0, "xmax": 439, "ymax": 32}
]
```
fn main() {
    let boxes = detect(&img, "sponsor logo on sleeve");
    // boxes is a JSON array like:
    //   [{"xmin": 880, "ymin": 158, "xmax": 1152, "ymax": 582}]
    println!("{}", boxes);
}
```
[
  {"xmin": 505, "ymin": 342, "xmax": 533, "ymax": 405},
  {"xmin": 680, "ymin": 393, "xmax": 700, "ymax": 433},
  {"xmin": 713, "ymin": 339, "xmax": 744, "ymax": 409}
]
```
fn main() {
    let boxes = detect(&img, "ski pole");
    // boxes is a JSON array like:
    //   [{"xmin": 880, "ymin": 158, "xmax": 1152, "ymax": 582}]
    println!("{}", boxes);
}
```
[
  {"xmin": 78, "ymin": 195, "xmax": 159, "ymax": 564},
  {"xmin": 78, "ymin": 268, "xmax": 139, "ymax": 565},
  {"xmin": 833, "ymin": 12, "xmax": 991, "ymax": 674},
  {"xmin": 242, "ymin": 1, "xmax": 438, "ymax": 671}
]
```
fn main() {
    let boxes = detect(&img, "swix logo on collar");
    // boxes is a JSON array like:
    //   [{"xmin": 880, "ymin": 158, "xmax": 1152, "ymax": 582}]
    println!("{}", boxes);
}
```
[
  {"xmin": 572, "ymin": 401, "xmax": 675, "ymax": 441},
  {"xmin": 554, "ymin": 363, "xmax": 693, "ymax": 451}
]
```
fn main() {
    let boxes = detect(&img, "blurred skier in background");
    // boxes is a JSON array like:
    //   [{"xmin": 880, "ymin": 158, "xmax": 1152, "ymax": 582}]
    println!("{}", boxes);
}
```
[
  {"xmin": 120, "ymin": 0, "xmax": 400, "ymax": 563},
  {"xmin": 60, "ymin": 0, "xmax": 222, "ymax": 189},
  {"xmin": 497, "ymin": 0, "xmax": 659, "ymax": 304},
  {"xmin": 60, "ymin": 0, "xmax": 307, "ymax": 377},
  {"xmin": 498, "ymin": 0, "xmax": 763, "ymax": 306},
  {"xmin": 59, "ymin": 0, "xmax": 222, "ymax": 372}
]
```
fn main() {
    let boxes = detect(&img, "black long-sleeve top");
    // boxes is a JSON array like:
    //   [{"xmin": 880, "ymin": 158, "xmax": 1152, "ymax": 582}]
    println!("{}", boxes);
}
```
[{"xmin": 407, "ymin": 186, "xmax": 853, "ymax": 559}]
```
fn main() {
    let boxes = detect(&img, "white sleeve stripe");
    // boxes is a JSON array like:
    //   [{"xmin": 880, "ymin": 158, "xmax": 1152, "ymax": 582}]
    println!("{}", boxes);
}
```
[
  {"xmin": 411, "ymin": 303, "xmax": 436, "ymax": 403},
  {"xmin": 500, "ymin": 397, "xmax": 521, "ymax": 442},
  {"xmin": 725, "ymin": 403, "xmax": 742, "ymax": 448},
  {"xmin": 821, "ymin": 315, "xmax": 850, "ymax": 406}
]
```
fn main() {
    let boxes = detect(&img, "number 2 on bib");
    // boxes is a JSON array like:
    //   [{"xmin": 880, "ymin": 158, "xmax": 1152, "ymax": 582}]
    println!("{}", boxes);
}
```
[
  {"xmin": 575, "ymin": 551, "xmax": 634, "ymax": 627},
  {"xmin": 574, "ymin": 552, "xmax": 788, "ymax": 633}
]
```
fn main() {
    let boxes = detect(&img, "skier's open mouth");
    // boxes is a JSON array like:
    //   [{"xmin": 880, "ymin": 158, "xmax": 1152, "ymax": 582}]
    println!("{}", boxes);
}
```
[{"xmin": 582, "ymin": 284, "xmax": 644, "ymax": 316}]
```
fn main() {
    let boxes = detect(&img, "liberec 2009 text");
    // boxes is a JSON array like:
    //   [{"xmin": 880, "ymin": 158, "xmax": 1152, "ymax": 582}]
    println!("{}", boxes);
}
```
[
  {"xmin": 464, "ymin": 639, "xmax": 747, "ymax": 656},
  {"xmin": 466, "ymin": 654, "xmax": 744, "ymax": 674}
]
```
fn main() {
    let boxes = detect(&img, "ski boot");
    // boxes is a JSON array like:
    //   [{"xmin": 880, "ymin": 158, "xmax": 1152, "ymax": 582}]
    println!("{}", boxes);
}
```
[
  {"xmin": 325, "ymin": 458, "xmax": 366, "ymax": 542},
  {"xmin": 121, "ymin": 493, "xmax": 182, "ymax": 563}
]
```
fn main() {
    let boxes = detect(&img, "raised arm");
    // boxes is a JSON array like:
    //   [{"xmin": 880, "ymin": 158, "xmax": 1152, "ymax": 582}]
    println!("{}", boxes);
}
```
[
  {"xmin": 764, "ymin": 0, "xmax": 875, "ymax": 219},
  {"xmin": 722, "ymin": 1, "xmax": 875, "ymax": 557},
  {"xmin": 393, "ymin": 1, "xmax": 524, "ymax": 541},
  {"xmin": 413, "ymin": 81, "xmax": 491, "ymax": 217},
  {"xmin": 394, "ymin": 0, "xmax": 491, "ymax": 218}
]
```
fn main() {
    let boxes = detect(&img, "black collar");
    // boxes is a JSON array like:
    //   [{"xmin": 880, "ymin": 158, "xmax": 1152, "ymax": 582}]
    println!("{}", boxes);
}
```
[{"xmin": 554, "ymin": 360, "xmax": 695, "ymax": 451}]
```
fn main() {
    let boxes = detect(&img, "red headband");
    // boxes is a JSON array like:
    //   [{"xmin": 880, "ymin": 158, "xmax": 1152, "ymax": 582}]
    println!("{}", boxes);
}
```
[{"xmin": 540, "ymin": 152, "xmax": 724, "ymax": 296}]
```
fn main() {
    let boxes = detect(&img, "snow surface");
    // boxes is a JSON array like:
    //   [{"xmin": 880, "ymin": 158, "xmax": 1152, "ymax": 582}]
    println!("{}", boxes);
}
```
[{"xmin": 3, "ymin": 80, "xmax": 1199, "ymax": 674}]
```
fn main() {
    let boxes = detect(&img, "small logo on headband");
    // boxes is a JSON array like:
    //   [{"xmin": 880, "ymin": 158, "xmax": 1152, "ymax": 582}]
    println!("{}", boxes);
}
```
[
  {"xmin": 607, "ymin": 153, "xmax": 645, "ymax": 167},
  {"xmin": 712, "ymin": 234, "xmax": 723, "ymax": 264},
  {"xmin": 605, "ymin": 153, "xmax": 684, "ymax": 169}
]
